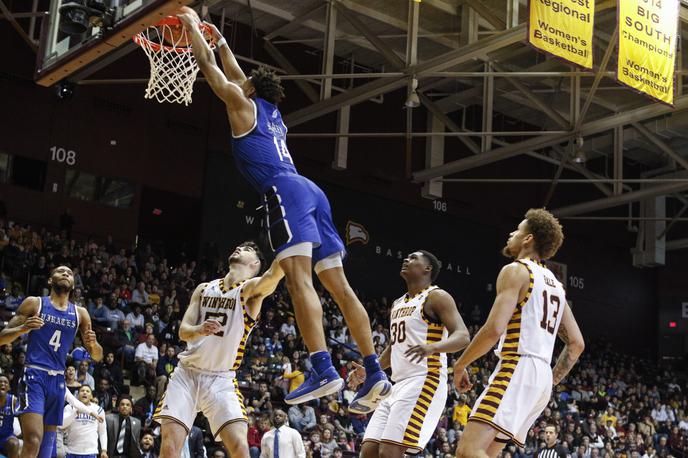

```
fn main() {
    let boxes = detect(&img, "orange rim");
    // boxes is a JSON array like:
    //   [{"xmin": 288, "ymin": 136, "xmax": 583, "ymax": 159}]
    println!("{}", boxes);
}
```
[{"xmin": 133, "ymin": 16, "xmax": 215, "ymax": 53}]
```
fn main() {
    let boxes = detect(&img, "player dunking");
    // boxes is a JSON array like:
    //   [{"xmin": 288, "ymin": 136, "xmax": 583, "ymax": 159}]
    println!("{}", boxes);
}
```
[
  {"xmin": 0, "ymin": 266, "xmax": 103, "ymax": 458},
  {"xmin": 349, "ymin": 251, "xmax": 470, "ymax": 457},
  {"xmin": 453, "ymin": 209, "xmax": 585, "ymax": 458},
  {"xmin": 155, "ymin": 242, "xmax": 284, "ymax": 458},
  {"xmin": 178, "ymin": 13, "xmax": 390, "ymax": 411}
]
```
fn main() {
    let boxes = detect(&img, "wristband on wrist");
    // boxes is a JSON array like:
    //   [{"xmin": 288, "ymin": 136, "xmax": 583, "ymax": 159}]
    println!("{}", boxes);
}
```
[{"xmin": 216, "ymin": 37, "xmax": 227, "ymax": 48}]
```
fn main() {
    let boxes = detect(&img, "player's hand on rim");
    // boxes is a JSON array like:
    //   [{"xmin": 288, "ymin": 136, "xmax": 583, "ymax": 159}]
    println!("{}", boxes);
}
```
[
  {"xmin": 177, "ymin": 12, "xmax": 199, "ymax": 28},
  {"xmin": 452, "ymin": 363, "xmax": 473, "ymax": 393},
  {"xmin": 205, "ymin": 22, "xmax": 223, "ymax": 42},
  {"xmin": 347, "ymin": 361, "xmax": 366, "ymax": 390},
  {"xmin": 199, "ymin": 319, "xmax": 222, "ymax": 336},
  {"xmin": 404, "ymin": 344, "xmax": 436, "ymax": 364},
  {"xmin": 21, "ymin": 315, "xmax": 44, "ymax": 333}
]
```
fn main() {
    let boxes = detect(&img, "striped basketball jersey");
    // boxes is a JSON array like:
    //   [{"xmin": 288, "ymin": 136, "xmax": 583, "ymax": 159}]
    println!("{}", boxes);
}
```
[
  {"xmin": 177, "ymin": 278, "xmax": 256, "ymax": 373},
  {"xmin": 390, "ymin": 285, "xmax": 448, "ymax": 382},
  {"xmin": 495, "ymin": 258, "xmax": 567, "ymax": 364}
]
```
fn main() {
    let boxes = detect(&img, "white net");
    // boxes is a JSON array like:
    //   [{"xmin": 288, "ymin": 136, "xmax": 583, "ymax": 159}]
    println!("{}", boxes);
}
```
[{"xmin": 134, "ymin": 22, "xmax": 208, "ymax": 105}]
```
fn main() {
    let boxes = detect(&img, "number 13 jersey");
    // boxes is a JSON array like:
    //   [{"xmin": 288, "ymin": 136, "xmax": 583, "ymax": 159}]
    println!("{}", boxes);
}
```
[
  {"xmin": 390, "ymin": 286, "xmax": 448, "ymax": 382},
  {"xmin": 495, "ymin": 258, "xmax": 567, "ymax": 364},
  {"xmin": 177, "ymin": 279, "xmax": 256, "ymax": 374}
]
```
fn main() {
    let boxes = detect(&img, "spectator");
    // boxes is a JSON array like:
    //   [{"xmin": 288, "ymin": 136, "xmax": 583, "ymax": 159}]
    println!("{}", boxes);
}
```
[
  {"xmin": 94, "ymin": 378, "xmax": 117, "ymax": 413},
  {"xmin": 140, "ymin": 432, "xmax": 157, "ymax": 458},
  {"xmin": 126, "ymin": 304, "xmax": 146, "ymax": 330},
  {"xmin": 134, "ymin": 334, "xmax": 158, "ymax": 386},
  {"xmin": 371, "ymin": 324, "xmax": 387, "ymax": 346},
  {"xmin": 248, "ymin": 415, "xmax": 270, "ymax": 458},
  {"xmin": 260, "ymin": 409, "xmax": 306, "ymax": 458},
  {"xmin": 77, "ymin": 359, "xmax": 96, "ymax": 390},
  {"xmin": 66, "ymin": 365, "xmax": 82, "ymax": 394},
  {"xmin": 134, "ymin": 385, "xmax": 157, "ymax": 428},
  {"xmin": 106, "ymin": 395, "xmax": 142, "ymax": 458},
  {"xmin": 105, "ymin": 296, "xmax": 126, "ymax": 330},
  {"xmin": 288, "ymin": 403, "xmax": 316, "ymax": 433},
  {"xmin": 184, "ymin": 425, "xmax": 206, "ymax": 458},
  {"xmin": 95, "ymin": 351, "xmax": 124, "ymax": 390},
  {"xmin": 280, "ymin": 316, "xmax": 297, "ymax": 337},
  {"xmin": 131, "ymin": 282, "xmax": 150, "ymax": 305},
  {"xmin": 283, "ymin": 360, "xmax": 305, "ymax": 394},
  {"xmin": 452, "ymin": 394, "xmax": 471, "ymax": 428},
  {"xmin": 5, "ymin": 284, "xmax": 24, "ymax": 311},
  {"xmin": 155, "ymin": 345, "xmax": 178, "ymax": 401},
  {"xmin": 320, "ymin": 428, "xmax": 337, "ymax": 458}
]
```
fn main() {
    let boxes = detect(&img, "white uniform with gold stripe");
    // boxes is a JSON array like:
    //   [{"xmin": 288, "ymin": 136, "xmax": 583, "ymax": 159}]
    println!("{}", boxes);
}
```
[
  {"xmin": 469, "ymin": 258, "xmax": 567, "ymax": 447},
  {"xmin": 363, "ymin": 285, "xmax": 448, "ymax": 453},
  {"xmin": 154, "ymin": 278, "xmax": 255, "ymax": 437}
]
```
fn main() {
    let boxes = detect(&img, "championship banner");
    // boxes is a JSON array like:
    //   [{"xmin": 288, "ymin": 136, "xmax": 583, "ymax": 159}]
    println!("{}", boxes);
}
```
[
  {"xmin": 618, "ymin": 0, "xmax": 680, "ymax": 105},
  {"xmin": 527, "ymin": 0, "xmax": 594, "ymax": 69}
]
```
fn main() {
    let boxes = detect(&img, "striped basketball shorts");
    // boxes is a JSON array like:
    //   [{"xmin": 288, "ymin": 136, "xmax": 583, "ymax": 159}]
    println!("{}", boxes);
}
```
[
  {"xmin": 363, "ymin": 373, "xmax": 447, "ymax": 453},
  {"xmin": 153, "ymin": 365, "xmax": 248, "ymax": 438},
  {"xmin": 469, "ymin": 354, "xmax": 552, "ymax": 447}
]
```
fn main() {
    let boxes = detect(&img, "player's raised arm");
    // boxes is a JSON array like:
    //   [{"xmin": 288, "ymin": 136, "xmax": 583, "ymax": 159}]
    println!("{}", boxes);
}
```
[
  {"xmin": 179, "ymin": 282, "xmax": 222, "ymax": 341},
  {"xmin": 0, "ymin": 296, "xmax": 42, "ymax": 345},
  {"xmin": 405, "ymin": 289, "xmax": 469, "ymax": 363},
  {"xmin": 452, "ymin": 262, "xmax": 528, "ymax": 390},
  {"xmin": 206, "ymin": 23, "xmax": 247, "ymax": 84},
  {"xmin": 78, "ymin": 307, "xmax": 103, "ymax": 362},
  {"xmin": 244, "ymin": 259, "xmax": 285, "ymax": 301},
  {"xmin": 178, "ymin": 13, "xmax": 249, "ymax": 112},
  {"xmin": 552, "ymin": 303, "xmax": 585, "ymax": 386}
]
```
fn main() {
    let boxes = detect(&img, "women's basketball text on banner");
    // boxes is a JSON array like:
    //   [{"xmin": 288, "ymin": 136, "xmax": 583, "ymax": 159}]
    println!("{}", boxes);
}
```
[
  {"xmin": 527, "ymin": 0, "xmax": 594, "ymax": 69},
  {"xmin": 618, "ymin": 0, "xmax": 680, "ymax": 105}
]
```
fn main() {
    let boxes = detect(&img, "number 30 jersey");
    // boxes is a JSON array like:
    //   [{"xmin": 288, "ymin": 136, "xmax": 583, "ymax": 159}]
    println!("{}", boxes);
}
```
[
  {"xmin": 231, "ymin": 97, "xmax": 298, "ymax": 193},
  {"xmin": 389, "ymin": 286, "xmax": 448, "ymax": 382},
  {"xmin": 495, "ymin": 258, "xmax": 567, "ymax": 364},
  {"xmin": 177, "ymin": 279, "xmax": 256, "ymax": 374}
]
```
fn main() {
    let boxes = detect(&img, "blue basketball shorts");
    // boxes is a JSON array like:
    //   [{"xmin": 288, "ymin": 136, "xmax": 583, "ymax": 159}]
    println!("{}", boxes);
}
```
[
  {"xmin": 16, "ymin": 368, "xmax": 66, "ymax": 426},
  {"xmin": 262, "ymin": 174, "xmax": 345, "ymax": 263}
]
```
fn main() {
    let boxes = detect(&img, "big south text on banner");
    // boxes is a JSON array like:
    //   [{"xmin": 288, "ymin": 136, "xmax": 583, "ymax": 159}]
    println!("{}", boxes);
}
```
[{"xmin": 618, "ymin": 0, "xmax": 680, "ymax": 105}]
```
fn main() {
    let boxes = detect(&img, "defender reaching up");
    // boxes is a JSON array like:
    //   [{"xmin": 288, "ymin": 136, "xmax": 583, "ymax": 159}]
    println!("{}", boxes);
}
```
[{"xmin": 155, "ymin": 242, "xmax": 283, "ymax": 458}]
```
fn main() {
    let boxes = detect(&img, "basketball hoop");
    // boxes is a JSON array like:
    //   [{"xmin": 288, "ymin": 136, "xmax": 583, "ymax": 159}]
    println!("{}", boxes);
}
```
[{"xmin": 133, "ymin": 16, "xmax": 215, "ymax": 105}]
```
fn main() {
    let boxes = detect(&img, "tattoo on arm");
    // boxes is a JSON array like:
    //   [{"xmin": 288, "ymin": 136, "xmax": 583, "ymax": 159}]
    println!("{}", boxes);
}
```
[{"xmin": 552, "ymin": 322, "xmax": 578, "ymax": 385}]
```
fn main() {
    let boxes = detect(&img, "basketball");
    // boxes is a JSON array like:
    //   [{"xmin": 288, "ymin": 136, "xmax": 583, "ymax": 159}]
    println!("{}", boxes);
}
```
[{"xmin": 166, "ymin": 6, "xmax": 200, "ymax": 47}]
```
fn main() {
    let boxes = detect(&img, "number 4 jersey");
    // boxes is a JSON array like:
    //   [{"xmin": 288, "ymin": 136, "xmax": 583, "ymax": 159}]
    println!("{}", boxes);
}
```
[
  {"xmin": 495, "ymin": 258, "xmax": 567, "ymax": 364},
  {"xmin": 26, "ymin": 297, "xmax": 79, "ymax": 372},
  {"xmin": 177, "ymin": 279, "xmax": 256, "ymax": 374},
  {"xmin": 390, "ymin": 286, "xmax": 448, "ymax": 382}
]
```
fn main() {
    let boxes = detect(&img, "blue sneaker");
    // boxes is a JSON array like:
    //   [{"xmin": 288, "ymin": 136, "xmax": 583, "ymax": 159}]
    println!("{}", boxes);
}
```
[
  {"xmin": 285, "ymin": 367, "xmax": 344, "ymax": 405},
  {"xmin": 348, "ymin": 370, "xmax": 392, "ymax": 415}
]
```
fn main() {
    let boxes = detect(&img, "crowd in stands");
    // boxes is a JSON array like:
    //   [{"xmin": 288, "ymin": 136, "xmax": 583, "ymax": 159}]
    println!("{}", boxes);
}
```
[{"xmin": 1, "ymin": 216, "xmax": 687, "ymax": 458}]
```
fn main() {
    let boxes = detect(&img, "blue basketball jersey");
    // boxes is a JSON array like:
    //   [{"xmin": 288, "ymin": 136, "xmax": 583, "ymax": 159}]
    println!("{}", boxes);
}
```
[
  {"xmin": 26, "ymin": 297, "xmax": 79, "ymax": 372},
  {"xmin": 231, "ymin": 97, "xmax": 298, "ymax": 192},
  {"xmin": 0, "ymin": 394, "xmax": 14, "ymax": 438}
]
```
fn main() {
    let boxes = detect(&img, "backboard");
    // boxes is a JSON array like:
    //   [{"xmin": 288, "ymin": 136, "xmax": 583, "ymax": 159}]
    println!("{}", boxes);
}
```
[{"xmin": 36, "ymin": 0, "xmax": 192, "ymax": 87}]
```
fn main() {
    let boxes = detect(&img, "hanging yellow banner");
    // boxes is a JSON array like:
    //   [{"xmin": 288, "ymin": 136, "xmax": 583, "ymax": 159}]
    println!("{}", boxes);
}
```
[
  {"xmin": 618, "ymin": 0, "xmax": 680, "ymax": 105},
  {"xmin": 527, "ymin": 0, "xmax": 595, "ymax": 69}
]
